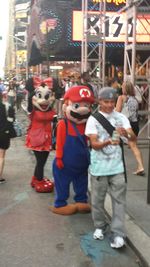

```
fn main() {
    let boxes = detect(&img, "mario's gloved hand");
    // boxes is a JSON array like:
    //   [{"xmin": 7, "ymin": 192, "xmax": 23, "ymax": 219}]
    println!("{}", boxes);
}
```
[{"xmin": 56, "ymin": 158, "xmax": 64, "ymax": 169}]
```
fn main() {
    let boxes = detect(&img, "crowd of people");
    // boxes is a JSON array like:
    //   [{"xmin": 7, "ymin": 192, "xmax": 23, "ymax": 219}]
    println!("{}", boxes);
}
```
[
  {"xmin": 0, "ymin": 78, "xmax": 26, "ymax": 111},
  {"xmin": 0, "ymin": 73, "xmax": 146, "ymax": 250}
]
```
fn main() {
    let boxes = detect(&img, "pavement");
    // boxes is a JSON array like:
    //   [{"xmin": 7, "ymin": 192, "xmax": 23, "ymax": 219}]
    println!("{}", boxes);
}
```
[{"xmin": 0, "ymin": 107, "xmax": 150, "ymax": 267}]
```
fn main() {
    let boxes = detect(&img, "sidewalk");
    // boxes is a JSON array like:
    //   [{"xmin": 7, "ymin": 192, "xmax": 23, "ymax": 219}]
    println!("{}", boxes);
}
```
[
  {"xmin": 106, "ymin": 128, "xmax": 150, "ymax": 266},
  {"xmin": 0, "ymin": 109, "xmax": 149, "ymax": 267}
]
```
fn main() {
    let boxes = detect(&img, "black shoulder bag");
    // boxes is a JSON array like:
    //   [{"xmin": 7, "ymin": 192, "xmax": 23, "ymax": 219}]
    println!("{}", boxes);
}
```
[{"xmin": 92, "ymin": 112, "xmax": 127, "ymax": 183}]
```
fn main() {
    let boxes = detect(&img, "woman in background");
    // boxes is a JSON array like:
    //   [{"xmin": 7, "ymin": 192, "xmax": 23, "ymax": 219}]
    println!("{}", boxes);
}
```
[
  {"xmin": 0, "ymin": 93, "xmax": 15, "ymax": 183},
  {"xmin": 7, "ymin": 80, "xmax": 16, "ymax": 108},
  {"xmin": 116, "ymin": 81, "xmax": 145, "ymax": 176}
]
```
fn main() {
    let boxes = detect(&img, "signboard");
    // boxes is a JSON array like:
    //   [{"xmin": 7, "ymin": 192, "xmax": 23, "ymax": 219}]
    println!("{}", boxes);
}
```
[
  {"xmin": 39, "ymin": 11, "xmax": 63, "ymax": 45},
  {"xmin": 92, "ymin": 0, "xmax": 126, "ymax": 5},
  {"xmin": 16, "ymin": 12, "xmax": 27, "ymax": 19},
  {"xmin": 16, "ymin": 50, "xmax": 27, "ymax": 64},
  {"xmin": 15, "ymin": 3, "xmax": 30, "ymax": 12},
  {"xmin": 72, "ymin": 11, "xmax": 150, "ymax": 43}
]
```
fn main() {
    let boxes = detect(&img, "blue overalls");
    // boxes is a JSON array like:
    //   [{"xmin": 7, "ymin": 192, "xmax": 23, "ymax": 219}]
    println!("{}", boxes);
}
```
[{"xmin": 53, "ymin": 120, "xmax": 90, "ymax": 208}]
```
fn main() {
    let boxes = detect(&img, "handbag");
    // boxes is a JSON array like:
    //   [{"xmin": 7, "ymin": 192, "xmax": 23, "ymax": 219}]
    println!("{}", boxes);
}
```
[
  {"xmin": 92, "ymin": 112, "xmax": 127, "ymax": 183},
  {"xmin": 7, "ymin": 121, "xmax": 17, "ymax": 138},
  {"xmin": 6, "ymin": 120, "xmax": 22, "ymax": 138},
  {"xmin": 3, "ymin": 103, "xmax": 22, "ymax": 138},
  {"xmin": 29, "ymin": 128, "xmax": 48, "ymax": 147}
]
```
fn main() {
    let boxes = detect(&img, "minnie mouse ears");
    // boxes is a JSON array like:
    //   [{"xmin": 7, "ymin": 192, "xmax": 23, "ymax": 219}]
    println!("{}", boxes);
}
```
[
  {"xmin": 33, "ymin": 77, "xmax": 53, "ymax": 89},
  {"xmin": 25, "ymin": 77, "xmax": 53, "ymax": 92}
]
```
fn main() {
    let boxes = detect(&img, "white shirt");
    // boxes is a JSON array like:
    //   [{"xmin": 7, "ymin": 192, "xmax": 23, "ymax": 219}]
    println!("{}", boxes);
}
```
[{"xmin": 85, "ymin": 110, "xmax": 131, "ymax": 176}]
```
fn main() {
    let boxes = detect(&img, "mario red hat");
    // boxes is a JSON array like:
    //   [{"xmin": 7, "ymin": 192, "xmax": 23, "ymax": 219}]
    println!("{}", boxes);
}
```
[{"xmin": 64, "ymin": 85, "xmax": 94, "ymax": 103}]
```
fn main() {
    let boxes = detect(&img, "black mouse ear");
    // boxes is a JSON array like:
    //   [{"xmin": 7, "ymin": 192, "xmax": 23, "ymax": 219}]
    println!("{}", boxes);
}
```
[
  {"xmin": 40, "ymin": 82, "xmax": 46, "ymax": 87},
  {"xmin": 25, "ymin": 77, "xmax": 35, "ymax": 93}
]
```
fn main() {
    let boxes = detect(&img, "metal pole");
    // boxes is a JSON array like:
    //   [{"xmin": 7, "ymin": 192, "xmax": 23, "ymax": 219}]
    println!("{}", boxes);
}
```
[
  {"xmin": 131, "ymin": 5, "xmax": 136, "ymax": 85},
  {"xmin": 15, "ymin": 39, "xmax": 19, "ymax": 80},
  {"xmin": 25, "ymin": 58, "xmax": 28, "ymax": 80},
  {"xmin": 46, "ymin": 22, "xmax": 50, "ymax": 77},
  {"xmin": 123, "ymin": 0, "xmax": 128, "ymax": 81},
  {"xmin": 147, "ymin": 83, "xmax": 150, "ymax": 204},
  {"xmin": 81, "ymin": 0, "xmax": 84, "ymax": 73},
  {"xmin": 147, "ymin": 139, "xmax": 150, "ymax": 204},
  {"xmin": 102, "ymin": 0, "xmax": 106, "ymax": 87}
]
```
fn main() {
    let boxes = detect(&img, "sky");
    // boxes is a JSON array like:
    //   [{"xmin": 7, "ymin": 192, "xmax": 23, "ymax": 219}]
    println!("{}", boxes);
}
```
[{"xmin": 0, "ymin": 0, "xmax": 9, "ymax": 78}]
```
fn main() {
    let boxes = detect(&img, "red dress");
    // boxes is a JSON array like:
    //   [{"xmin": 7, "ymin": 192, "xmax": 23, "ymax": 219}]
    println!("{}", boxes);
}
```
[{"xmin": 26, "ymin": 109, "xmax": 56, "ymax": 151}]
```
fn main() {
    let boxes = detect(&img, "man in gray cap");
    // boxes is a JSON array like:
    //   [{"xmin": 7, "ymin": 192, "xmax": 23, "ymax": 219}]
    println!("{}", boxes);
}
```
[{"xmin": 85, "ymin": 87, "xmax": 136, "ymax": 248}]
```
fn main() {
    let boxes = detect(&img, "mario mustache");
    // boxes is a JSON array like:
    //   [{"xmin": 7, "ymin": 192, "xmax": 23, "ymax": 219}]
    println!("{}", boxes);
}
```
[{"xmin": 70, "ymin": 110, "xmax": 91, "ymax": 120}]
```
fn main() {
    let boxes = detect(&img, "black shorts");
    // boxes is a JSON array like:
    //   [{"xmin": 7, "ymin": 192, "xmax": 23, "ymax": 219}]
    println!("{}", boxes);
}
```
[
  {"xmin": 0, "ymin": 135, "xmax": 10, "ymax": 150},
  {"xmin": 130, "ymin": 121, "xmax": 139, "ymax": 136}
]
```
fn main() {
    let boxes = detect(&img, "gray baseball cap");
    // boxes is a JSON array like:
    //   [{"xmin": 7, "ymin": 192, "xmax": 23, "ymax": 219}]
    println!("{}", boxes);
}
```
[{"xmin": 99, "ymin": 87, "xmax": 117, "ymax": 100}]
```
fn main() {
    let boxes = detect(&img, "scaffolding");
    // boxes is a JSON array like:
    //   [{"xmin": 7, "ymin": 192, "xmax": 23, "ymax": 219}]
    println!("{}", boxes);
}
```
[
  {"xmin": 82, "ymin": 0, "xmax": 150, "ymax": 133},
  {"xmin": 81, "ymin": 0, "xmax": 140, "ymax": 87},
  {"xmin": 123, "ymin": 0, "xmax": 150, "ymax": 138},
  {"xmin": 81, "ymin": 0, "xmax": 106, "ymax": 88}
]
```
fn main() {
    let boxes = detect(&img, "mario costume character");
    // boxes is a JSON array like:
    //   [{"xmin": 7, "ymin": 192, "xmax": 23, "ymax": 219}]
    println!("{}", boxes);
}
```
[
  {"xmin": 25, "ymin": 76, "xmax": 56, "ymax": 193},
  {"xmin": 50, "ymin": 85, "xmax": 94, "ymax": 215}
]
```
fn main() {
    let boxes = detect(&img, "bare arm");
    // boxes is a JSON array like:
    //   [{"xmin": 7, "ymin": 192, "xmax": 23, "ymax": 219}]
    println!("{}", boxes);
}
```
[
  {"xmin": 115, "ymin": 95, "xmax": 124, "ymax": 112},
  {"xmin": 88, "ymin": 128, "xmax": 136, "ymax": 150},
  {"xmin": 116, "ymin": 127, "xmax": 136, "ymax": 141},
  {"xmin": 88, "ymin": 134, "xmax": 120, "ymax": 150}
]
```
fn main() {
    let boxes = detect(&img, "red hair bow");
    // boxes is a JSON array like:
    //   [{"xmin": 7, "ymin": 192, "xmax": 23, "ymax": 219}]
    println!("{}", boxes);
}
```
[{"xmin": 33, "ymin": 76, "xmax": 53, "ymax": 89}]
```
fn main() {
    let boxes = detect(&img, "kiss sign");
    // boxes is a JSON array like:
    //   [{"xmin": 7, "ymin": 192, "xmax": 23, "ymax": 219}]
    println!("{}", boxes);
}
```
[{"xmin": 73, "ymin": 11, "xmax": 150, "ymax": 43}]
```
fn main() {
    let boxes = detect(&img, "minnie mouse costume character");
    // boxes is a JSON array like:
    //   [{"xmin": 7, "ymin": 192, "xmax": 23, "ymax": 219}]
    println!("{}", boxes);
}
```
[
  {"xmin": 50, "ymin": 85, "xmax": 94, "ymax": 215},
  {"xmin": 26, "ymin": 77, "xmax": 56, "ymax": 193}
]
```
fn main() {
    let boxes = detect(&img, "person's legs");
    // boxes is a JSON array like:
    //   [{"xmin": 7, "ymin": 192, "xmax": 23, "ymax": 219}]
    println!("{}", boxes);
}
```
[
  {"xmin": 73, "ymin": 171, "xmax": 88, "ymax": 203},
  {"xmin": 128, "ymin": 140, "xmax": 144, "ymax": 173},
  {"xmin": 73, "ymin": 171, "xmax": 90, "ymax": 213},
  {"xmin": 16, "ymin": 95, "xmax": 23, "ymax": 110},
  {"xmin": 109, "ymin": 173, "xmax": 127, "ymax": 238},
  {"xmin": 33, "ymin": 151, "xmax": 49, "ymax": 180},
  {"xmin": 31, "ymin": 151, "xmax": 53, "ymax": 193},
  {"xmin": 50, "ymin": 160, "xmax": 77, "ymax": 215},
  {"xmin": 0, "ymin": 149, "xmax": 6, "ymax": 182},
  {"xmin": 91, "ymin": 175, "xmax": 108, "ymax": 229},
  {"xmin": 53, "ymin": 160, "xmax": 70, "ymax": 207}
]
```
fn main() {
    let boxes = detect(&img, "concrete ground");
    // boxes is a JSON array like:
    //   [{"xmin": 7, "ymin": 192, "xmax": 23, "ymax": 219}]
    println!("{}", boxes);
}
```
[{"xmin": 0, "ymin": 109, "xmax": 149, "ymax": 267}]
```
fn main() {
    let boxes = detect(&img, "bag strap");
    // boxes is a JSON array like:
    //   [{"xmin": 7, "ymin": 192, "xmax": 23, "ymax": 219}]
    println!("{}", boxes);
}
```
[
  {"xmin": 71, "ymin": 121, "xmax": 87, "ymax": 148},
  {"xmin": 92, "ymin": 112, "xmax": 115, "ymax": 136},
  {"xmin": 92, "ymin": 112, "xmax": 127, "ymax": 183}
]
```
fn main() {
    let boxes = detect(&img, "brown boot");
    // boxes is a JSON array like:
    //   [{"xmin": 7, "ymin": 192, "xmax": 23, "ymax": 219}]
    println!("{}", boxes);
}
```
[
  {"xmin": 49, "ymin": 204, "xmax": 77, "ymax": 215},
  {"xmin": 75, "ymin": 202, "xmax": 91, "ymax": 213}
]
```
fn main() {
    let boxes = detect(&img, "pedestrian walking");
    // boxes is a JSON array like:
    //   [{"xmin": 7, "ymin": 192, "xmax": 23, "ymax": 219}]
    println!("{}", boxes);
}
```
[
  {"xmin": 85, "ymin": 87, "xmax": 136, "ymax": 248},
  {"xmin": 16, "ymin": 80, "xmax": 25, "ymax": 111},
  {"xmin": 115, "ymin": 81, "xmax": 145, "ymax": 175},
  {"xmin": 0, "ymin": 93, "xmax": 15, "ymax": 183},
  {"xmin": 7, "ymin": 80, "xmax": 16, "ymax": 108}
]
